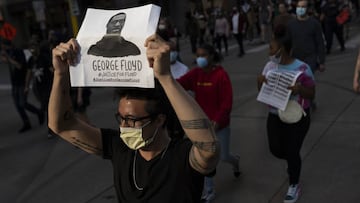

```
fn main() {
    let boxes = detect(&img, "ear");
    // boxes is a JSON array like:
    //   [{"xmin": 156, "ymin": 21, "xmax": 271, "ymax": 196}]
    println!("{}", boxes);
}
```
[{"xmin": 155, "ymin": 114, "xmax": 167, "ymax": 128}]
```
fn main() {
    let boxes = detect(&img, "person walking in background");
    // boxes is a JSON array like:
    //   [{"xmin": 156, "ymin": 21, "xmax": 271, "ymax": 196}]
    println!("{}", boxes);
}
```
[
  {"xmin": 25, "ymin": 38, "xmax": 53, "ymax": 137},
  {"xmin": 169, "ymin": 42, "xmax": 189, "ymax": 79},
  {"xmin": 185, "ymin": 11, "xmax": 200, "ymax": 54},
  {"xmin": 320, "ymin": 0, "xmax": 346, "ymax": 54},
  {"xmin": 287, "ymin": 0, "xmax": 325, "ymax": 110},
  {"xmin": 259, "ymin": 0, "xmax": 273, "ymax": 43},
  {"xmin": 0, "ymin": 38, "xmax": 43, "ymax": 133},
  {"xmin": 70, "ymin": 87, "xmax": 92, "ymax": 124},
  {"xmin": 198, "ymin": 14, "xmax": 208, "ymax": 45},
  {"xmin": 288, "ymin": 0, "xmax": 326, "ymax": 73},
  {"xmin": 273, "ymin": 2, "xmax": 295, "ymax": 30},
  {"xmin": 353, "ymin": 48, "xmax": 360, "ymax": 93},
  {"xmin": 177, "ymin": 44, "xmax": 240, "ymax": 202},
  {"xmin": 246, "ymin": 0, "xmax": 258, "ymax": 43},
  {"xmin": 231, "ymin": 6, "xmax": 247, "ymax": 57},
  {"xmin": 257, "ymin": 25, "xmax": 315, "ymax": 203},
  {"xmin": 214, "ymin": 12, "xmax": 230, "ymax": 56}
]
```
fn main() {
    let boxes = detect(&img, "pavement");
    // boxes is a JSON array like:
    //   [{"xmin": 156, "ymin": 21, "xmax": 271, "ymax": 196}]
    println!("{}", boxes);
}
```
[{"xmin": 1, "ymin": 18, "xmax": 360, "ymax": 203}]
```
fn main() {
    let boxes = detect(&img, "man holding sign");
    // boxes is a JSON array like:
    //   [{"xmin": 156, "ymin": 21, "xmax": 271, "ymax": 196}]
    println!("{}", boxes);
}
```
[{"xmin": 49, "ymin": 32, "xmax": 219, "ymax": 202}]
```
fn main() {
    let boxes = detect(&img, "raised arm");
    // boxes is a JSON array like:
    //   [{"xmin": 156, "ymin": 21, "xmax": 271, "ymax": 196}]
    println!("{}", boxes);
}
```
[
  {"xmin": 145, "ymin": 34, "xmax": 220, "ymax": 175},
  {"xmin": 48, "ymin": 39, "xmax": 102, "ymax": 155},
  {"xmin": 353, "ymin": 49, "xmax": 360, "ymax": 93}
]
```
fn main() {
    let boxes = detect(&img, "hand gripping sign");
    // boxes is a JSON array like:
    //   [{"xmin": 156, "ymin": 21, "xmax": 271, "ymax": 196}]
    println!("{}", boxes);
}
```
[{"xmin": 70, "ymin": 4, "xmax": 161, "ymax": 88}]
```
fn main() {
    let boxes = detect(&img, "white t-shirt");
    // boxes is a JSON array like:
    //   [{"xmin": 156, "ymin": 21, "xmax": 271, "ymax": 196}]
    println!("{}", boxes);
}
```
[{"xmin": 171, "ymin": 61, "xmax": 189, "ymax": 79}]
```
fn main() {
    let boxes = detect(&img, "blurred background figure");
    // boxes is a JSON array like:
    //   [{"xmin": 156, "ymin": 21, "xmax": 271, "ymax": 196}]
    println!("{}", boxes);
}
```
[
  {"xmin": 231, "ymin": 6, "xmax": 247, "ymax": 57},
  {"xmin": 259, "ymin": 0, "xmax": 273, "ymax": 43},
  {"xmin": 0, "ymin": 38, "xmax": 43, "ymax": 133},
  {"xmin": 214, "ymin": 12, "xmax": 230, "ymax": 56},
  {"xmin": 185, "ymin": 11, "xmax": 200, "ymax": 54},
  {"xmin": 177, "ymin": 44, "xmax": 240, "ymax": 202},
  {"xmin": 273, "ymin": 2, "xmax": 295, "ymax": 30},
  {"xmin": 169, "ymin": 41, "xmax": 189, "ymax": 79},
  {"xmin": 26, "ymin": 38, "xmax": 54, "ymax": 137},
  {"xmin": 70, "ymin": 87, "xmax": 92, "ymax": 124},
  {"xmin": 320, "ymin": 0, "xmax": 346, "ymax": 54}
]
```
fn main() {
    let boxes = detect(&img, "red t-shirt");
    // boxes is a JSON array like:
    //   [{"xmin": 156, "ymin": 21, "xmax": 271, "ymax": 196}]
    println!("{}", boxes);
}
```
[{"xmin": 177, "ymin": 65, "xmax": 233, "ymax": 129}]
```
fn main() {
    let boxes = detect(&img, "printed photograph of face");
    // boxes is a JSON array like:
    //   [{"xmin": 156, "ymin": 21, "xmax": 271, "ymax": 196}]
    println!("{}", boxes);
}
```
[
  {"xmin": 107, "ymin": 13, "xmax": 126, "ymax": 34},
  {"xmin": 87, "ymin": 12, "xmax": 141, "ymax": 58}
]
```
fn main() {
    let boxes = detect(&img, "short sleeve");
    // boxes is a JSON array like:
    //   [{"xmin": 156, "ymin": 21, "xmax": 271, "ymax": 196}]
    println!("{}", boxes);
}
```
[{"xmin": 101, "ymin": 128, "xmax": 119, "ymax": 160}]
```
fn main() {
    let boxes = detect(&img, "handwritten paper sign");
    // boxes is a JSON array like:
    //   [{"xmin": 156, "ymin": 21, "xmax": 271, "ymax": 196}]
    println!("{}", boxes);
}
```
[{"xmin": 70, "ymin": 4, "xmax": 161, "ymax": 88}]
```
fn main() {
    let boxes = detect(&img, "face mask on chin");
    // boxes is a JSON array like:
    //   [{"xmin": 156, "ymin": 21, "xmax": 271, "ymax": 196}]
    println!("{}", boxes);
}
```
[
  {"xmin": 269, "ymin": 49, "xmax": 282, "ymax": 64},
  {"xmin": 120, "ymin": 121, "xmax": 159, "ymax": 150}
]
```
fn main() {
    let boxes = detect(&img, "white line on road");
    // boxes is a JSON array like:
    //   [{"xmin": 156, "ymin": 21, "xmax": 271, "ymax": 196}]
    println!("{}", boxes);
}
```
[{"xmin": 0, "ymin": 84, "xmax": 11, "ymax": 90}]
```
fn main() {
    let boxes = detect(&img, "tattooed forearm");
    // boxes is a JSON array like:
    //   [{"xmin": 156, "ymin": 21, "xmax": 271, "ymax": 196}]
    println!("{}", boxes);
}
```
[
  {"xmin": 180, "ymin": 119, "xmax": 211, "ymax": 129},
  {"xmin": 71, "ymin": 137, "xmax": 102, "ymax": 154},
  {"xmin": 190, "ymin": 149, "xmax": 209, "ymax": 171},
  {"xmin": 193, "ymin": 141, "xmax": 218, "ymax": 153}
]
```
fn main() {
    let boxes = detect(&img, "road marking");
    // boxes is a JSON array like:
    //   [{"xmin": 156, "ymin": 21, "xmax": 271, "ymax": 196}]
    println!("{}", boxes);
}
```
[
  {"xmin": 0, "ymin": 84, "xmax": 11, "ymax": 90},
  {"xmin": 246, "ymin": 44, "xmax": 269, "ymax": 53}
]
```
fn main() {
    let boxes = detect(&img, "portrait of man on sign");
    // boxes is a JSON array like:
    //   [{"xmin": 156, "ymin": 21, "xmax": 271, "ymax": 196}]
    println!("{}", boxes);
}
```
[{"xmin": 87, "ymin": 12, "xmax": 141, "ymax": 57}]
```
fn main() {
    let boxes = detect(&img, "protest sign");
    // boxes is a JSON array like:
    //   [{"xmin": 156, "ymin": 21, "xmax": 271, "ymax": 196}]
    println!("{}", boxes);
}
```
[
  {"xmin": 257, "ymin": 69, "xmax": 302, "ymax": 111},
  {"xmin": 70, "ymin": 4, "xmax": 161, "ymax": 88}
]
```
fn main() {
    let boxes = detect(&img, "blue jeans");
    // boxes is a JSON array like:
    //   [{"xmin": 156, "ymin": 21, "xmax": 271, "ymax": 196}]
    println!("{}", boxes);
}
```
[{"xmin": 204, "ymin": 126, "xmax": 238, "ymax": 192}]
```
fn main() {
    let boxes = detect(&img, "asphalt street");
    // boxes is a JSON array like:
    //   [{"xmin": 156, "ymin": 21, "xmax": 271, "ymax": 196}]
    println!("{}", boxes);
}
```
[{"xmin": 0, "ymin": 19, "xmax": 360, "ymax": 203}]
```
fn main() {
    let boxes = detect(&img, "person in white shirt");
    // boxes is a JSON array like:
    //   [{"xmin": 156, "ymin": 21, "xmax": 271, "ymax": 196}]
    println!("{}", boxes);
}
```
[
  {"xmin": 231, "ymin": 6, "xmax": 247, "ymax": 57},
  {"xmin": 214, "ymin": 13, "xmax": 230, "ymax": 56},
  {"xmin": 169, "ymin": 42, "xmax": 189, "ymax": 79}
]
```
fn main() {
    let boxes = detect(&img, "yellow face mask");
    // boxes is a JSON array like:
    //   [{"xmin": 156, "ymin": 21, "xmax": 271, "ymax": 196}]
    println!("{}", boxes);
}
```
[{"xmin": 120, "ymin": 121, "xmax": 158, "ymax": 150}]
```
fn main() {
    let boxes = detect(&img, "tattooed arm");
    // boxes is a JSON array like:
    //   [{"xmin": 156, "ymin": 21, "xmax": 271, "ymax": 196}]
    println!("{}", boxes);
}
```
[
  {"xmin": 353, "ymin": 49, "xmax": 360, "ymax": 93},
  {"xmin": 48, "ymin": 39, "xmax": 102, "ymax": 155},
  {"xmin": 145, "ymin": 34, "xmax": 220, "ymax": 174}
]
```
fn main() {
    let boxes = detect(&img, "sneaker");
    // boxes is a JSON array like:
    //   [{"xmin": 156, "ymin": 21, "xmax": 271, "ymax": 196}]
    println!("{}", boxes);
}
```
[
  {"xmin": 284, "ymin": 184, "xmax": 301, "ymax": 203},
  {"xmin": 201, "ymin": 190, "xmax": 216, "ymax": 202},
  {"xmin": 233, "ymin": 155, "xmax": 241, "ymax": 178}
]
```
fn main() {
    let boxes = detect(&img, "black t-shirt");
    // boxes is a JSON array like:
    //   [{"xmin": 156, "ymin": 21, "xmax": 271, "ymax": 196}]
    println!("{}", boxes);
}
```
[
  {"xmin": 28, "ymin": 51, "xmax": 53, "ymax": 88},
  {"xmin": 101, "ymin": 128, "xmax": 204, "ymax": 203},
  {"xmin": 6, "ymin": 48, "xmax": 27, "ymax": 86}
]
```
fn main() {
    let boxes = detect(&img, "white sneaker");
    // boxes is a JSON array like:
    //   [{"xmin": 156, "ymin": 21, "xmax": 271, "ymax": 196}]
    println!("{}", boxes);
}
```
[
  {"xmin": 284, "ymin": 184, "xmax": 300, "ymax": 203},
  {"xmin": 201, "ymin": 190, "xmax": 216, "ymax": 202}
]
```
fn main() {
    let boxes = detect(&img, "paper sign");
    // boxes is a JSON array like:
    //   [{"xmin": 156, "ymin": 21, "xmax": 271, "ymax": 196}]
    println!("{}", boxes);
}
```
[
  {"xmin": 257, "ymin": 69, "xmax": 302, "ymax": 111},
  {"xmin": 70, "ymin": 4, "xmax": 161, "ymax": 88}
]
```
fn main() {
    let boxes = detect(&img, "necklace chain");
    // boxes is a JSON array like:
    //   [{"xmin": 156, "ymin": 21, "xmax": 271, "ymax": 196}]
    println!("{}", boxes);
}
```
[{"xmin": 132, "ymin": 143, "xmax": 169, "ymax": 191}]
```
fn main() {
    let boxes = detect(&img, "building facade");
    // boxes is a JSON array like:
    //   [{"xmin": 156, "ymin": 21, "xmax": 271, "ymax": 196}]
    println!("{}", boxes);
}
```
[{"xmin": 0, "ymin": 0, "xmax": 233, "ymax": 48}]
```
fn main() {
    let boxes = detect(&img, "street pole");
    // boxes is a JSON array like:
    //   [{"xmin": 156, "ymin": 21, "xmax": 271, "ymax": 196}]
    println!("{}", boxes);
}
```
[{"xmin": 68, "ymin": 0, "xmax": 80, "ymax": 37}]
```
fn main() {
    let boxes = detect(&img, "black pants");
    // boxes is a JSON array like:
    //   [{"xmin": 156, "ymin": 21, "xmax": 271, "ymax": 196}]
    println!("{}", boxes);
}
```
[
  {"xmin": 324, "ymin": 22, "xmax": 345, "ymax": 53},
  {"xmin": 190, "ymin": 36, "xmax": 198, "ymax": 54},
  {"xmin": 215, "ymin": 34, "xmax": 228, "ymax": 54},
  {"xmin": 266, "ymin": 109, "xmax": 311, "ymax": 185},
  {"xmin": 233, "ymin": 33, "xmax": 245, "ymax": 55},
  {"xmin": 12, "ymin": 85, "xmax": 41, "ymax": 125}
]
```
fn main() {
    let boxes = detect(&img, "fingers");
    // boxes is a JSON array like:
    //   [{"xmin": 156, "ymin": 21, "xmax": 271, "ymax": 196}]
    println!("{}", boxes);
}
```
[
  {"xmin": 145, "ymin": 35, "xmax": 170, "ymax": 68},
  {"xmin": 52, "ymin": 38, "xmax": 79, "ymax": 65},
  {"xmin": 144, "ymin": 34, "xmax": 165, "ymax": 47}
]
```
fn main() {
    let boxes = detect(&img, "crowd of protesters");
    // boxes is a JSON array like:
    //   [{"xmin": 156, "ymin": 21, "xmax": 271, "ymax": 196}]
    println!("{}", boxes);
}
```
[
  {"xmin": 182, "ymin": 0, "xmax": 358, "ymax": 59},
  {"xmin": 1, "ymin": 0, "xmax": 360, "ymax": 202}
]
